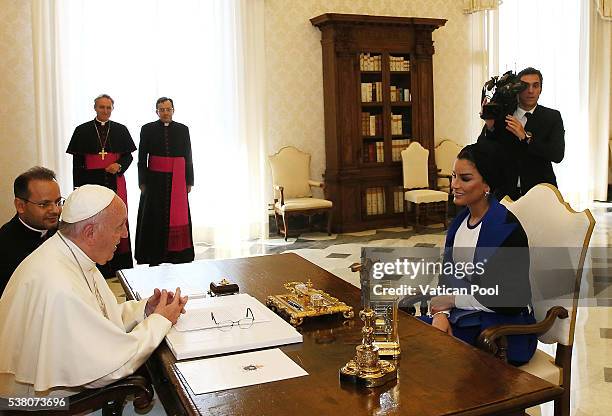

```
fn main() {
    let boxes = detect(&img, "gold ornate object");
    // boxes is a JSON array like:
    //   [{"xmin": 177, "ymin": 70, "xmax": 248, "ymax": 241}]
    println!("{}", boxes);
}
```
[
  {"xmin": 357, "ymin": 259, "xmax": 401, "ymax": 358},
  {"xmin": 339, "ymin": 309, "xmax": 397, "ymax": 387},
  {"xmin": 371, "ymin": 300, "xmax": 401, "ymax": 358},
  {"xmin": 266, "ymin": 280, "xmax": 354, "ymax": 326}
]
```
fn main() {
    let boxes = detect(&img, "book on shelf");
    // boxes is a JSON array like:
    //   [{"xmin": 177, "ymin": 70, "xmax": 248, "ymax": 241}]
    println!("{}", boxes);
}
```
[
  {"xmin": 365, "ymin": 187, "xmax": 386, "ymax": 215},
  {"xmin": 392, "ymin": 139, "xmax": 410, "ymax": 162},
  {"xmin": 393, "ymin": 186, "xmax": 404, "ymax": 213},
  {"xmin": 360, "ymin": 53, "xmax": 381, "ymax": 71},
  {"xmin": 360, "ymin": 82, "xmax": 383, "ymax": 102},
  {"xmin": 369, "ymin": 116, "xmax": 375, "ymax": 136},
  {"xmin": 389, "ymin": 56, "xmax": 410, "ymax": 71},
  {"xmin": 391, "ymin": 114, "xmax": 403, "ymax": 135},
  {"xmin": 361, "ymin": 112, "xmax": 383, "ymax": 136},
  {"xmin": 377, "ymin": 187, "xmax": 385, "ymax": 214},
  {"xmin": 390, "ymin": 86, "xmax": 411, "ymax": 102},
  {"xmin": 376, "ymin": 142, "xmax": 384, "ymax": 162},
  {"xmin": 372, "ymin": 188, "xmax": 378, "ymax": 214}
]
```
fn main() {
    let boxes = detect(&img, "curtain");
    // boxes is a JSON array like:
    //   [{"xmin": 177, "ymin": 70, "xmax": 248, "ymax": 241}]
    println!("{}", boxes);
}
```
[
  {"xmin": 588, "ymin": 0, "xmax": 612, "ymax": 201},
  {"xmin": 463, "ymin": 0, "xmax": 500, "ymax": 14},
  {"xmin": 31, "ymin": 1, "xmax": 71, "ymax": 193},
  {"xmin": 31, "ymin": 0, "xmax": 267, "ymax": 251},
  {"xmin": 496, "ymin": 0, "xmax": 593, "ymax": 209},
  {"xmin": 468, "ymin": 9, "xmax": 497, "ymax": 140}
]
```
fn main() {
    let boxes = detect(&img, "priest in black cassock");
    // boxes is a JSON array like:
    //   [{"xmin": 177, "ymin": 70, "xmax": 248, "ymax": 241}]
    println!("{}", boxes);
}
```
[
  {"xmin": 0, "ymin": 167, "xmax": 62, "ymax": 296},
  {"xmin": 135, "ymin": 97, "xmax": 194, "ymax": 265},
  {"xmin": 66, "ymin": 94, "xmax": 136, "ymax": 277}
]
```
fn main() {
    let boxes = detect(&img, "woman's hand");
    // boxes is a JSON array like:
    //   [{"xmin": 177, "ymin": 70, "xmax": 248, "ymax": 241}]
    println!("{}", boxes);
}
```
[
  {"xmin": 432, "ymin": 313, "xmax": 453, "ymax": 335},
  {"xmin": 430, "ymin": 295, "xmax": 455, "ymax": 314}
]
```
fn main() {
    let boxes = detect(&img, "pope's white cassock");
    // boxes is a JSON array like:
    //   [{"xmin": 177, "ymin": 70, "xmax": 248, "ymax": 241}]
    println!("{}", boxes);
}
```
[{"xmin": 0, "ymin": 185, "xmax": 172, "ymax": 397}]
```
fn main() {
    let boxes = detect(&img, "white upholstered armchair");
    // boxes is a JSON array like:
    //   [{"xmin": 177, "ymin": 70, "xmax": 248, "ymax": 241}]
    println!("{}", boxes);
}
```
[
  {"xmin": 434, "ymin": 139, "xmax": 463, "ymax": 193},
  {"xmin": 268, "ymin": 146, "xmax": 333, "ymax": 240},
  {"xmin": 477, "ymin": 184, "xmax": 595, "ymax": 416}
]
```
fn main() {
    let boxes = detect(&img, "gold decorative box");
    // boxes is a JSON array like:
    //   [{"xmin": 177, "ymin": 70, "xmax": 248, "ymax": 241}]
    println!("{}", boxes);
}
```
[{"xmin": 266, "ymin": 280, "xmax": 354, "ymax": 326}]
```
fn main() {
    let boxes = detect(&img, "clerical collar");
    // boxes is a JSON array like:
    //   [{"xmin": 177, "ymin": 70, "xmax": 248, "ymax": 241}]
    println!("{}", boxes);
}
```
[
  {"xmin": 18, "ymin": 217, "xmax": 47, "ymax": 237},
  {"xmin": 164, "ymin": 122, "xmax": 170, "ymax": 127},
  {"xmin": 95, "ymin": 118, "xmax": 109, "ymax": 126}
]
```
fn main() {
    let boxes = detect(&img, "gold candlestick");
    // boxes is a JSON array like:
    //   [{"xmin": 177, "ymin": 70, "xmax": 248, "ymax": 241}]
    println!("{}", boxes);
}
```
[{"xmin": 339, "ymin": 309, "xmax": 397, "ymax": 387}]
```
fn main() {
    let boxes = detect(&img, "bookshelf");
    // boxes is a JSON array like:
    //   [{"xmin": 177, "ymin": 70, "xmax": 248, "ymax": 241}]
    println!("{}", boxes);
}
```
[{"xmin": 311, "ymin": 13, "xmax": 446, "ymax": 232}]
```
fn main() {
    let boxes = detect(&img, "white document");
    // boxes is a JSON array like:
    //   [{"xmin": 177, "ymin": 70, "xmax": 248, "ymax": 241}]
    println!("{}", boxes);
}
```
[
  {"xmin": 129, "ymin": 263, "xmax": 210, "ymax": 300},
  {"xmin": 166, "ymin": 294, "xmax": 303, "ymax": 360},
  {"xmin": 174, "ymin": 296, "xmax": 271, "ymax": 332},
  {"xmin": 175, "ymin": 349, "xmax": 308, "ymax": 394}
]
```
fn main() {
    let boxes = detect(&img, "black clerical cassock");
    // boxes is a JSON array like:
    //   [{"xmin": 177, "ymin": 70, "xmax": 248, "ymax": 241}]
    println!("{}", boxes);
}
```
[
  {"xmin": 0, "ymin": 215, "xmax": 54, "ymax": 295},
  {"xmin": 66, "ymin": 119, "xmax": 136, "ymax": 276},
  {"xmin": 135, "ymin": 120, "xmax": 194, "ymax": 265}
]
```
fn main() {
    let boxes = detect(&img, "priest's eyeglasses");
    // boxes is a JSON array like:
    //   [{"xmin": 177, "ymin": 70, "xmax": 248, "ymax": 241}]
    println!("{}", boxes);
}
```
[
  {"xmin": 211, "ymin": 307, "xmax": 254, "ymax": 331},
  {"xmin": 19, "ymin": 197, "xmax": 66, "ymax": 210}
]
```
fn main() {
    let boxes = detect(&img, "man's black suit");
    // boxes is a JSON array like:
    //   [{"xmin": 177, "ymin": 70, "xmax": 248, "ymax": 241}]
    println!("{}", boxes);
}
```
[
  {"xmin": 478, "ymin": 104, "xmax": 564, "ymax": 200},
  {"xmin": 0, "ymin": 215, "xmax": 53, "ymax": 296}
]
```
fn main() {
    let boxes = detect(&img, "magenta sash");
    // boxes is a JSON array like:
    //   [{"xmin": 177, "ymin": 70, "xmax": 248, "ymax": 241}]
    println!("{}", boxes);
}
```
[
  {"xmin": 85, "ymin": 153, "xmax": 130, "ymax": 254},
  {"xmin": 148, "ymin": 155, "xmax": 191, "ymax": 252}
]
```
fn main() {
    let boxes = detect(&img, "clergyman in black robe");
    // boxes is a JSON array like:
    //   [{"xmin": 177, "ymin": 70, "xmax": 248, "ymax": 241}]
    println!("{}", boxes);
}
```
[
  {"xmin": 66, "ymin": 94, "xmax": 136, "ymax": 277},
  {"xmin": 135, "ymin": 97, "xmax": 194, "ymax": 265},
  {"xmin": 0, "ymin": 167, "xmax": 61, "ymax": 295}
]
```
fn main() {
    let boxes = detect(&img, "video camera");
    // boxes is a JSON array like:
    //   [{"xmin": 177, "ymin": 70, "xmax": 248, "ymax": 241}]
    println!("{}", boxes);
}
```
[{"xmin": 480, "ymin": 71, "xmax": 528, "ymax": 121}]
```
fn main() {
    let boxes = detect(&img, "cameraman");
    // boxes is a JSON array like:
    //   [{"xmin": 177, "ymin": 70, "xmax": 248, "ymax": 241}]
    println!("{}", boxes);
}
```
[{"xmin": 478, "ymin": 67, "xmax": 565, "ymax": 200}]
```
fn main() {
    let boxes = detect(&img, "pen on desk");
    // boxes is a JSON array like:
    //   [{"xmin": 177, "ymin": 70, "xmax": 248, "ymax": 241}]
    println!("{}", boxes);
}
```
[{"xmin": 286, "ymin": 299, "xmax": 303, "ymax": 311}]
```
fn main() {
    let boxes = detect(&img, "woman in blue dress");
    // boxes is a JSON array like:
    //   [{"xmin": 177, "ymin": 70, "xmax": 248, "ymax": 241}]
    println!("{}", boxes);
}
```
[{"xmin": 423, "ymin": 142, "xmax": 537, "ymax": 365}]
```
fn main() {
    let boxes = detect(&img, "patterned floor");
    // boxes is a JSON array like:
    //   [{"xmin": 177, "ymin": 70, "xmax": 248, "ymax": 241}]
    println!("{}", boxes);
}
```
[{"xmin": 107, "ymin": 208, "xmax": 612, "ymax": 416}]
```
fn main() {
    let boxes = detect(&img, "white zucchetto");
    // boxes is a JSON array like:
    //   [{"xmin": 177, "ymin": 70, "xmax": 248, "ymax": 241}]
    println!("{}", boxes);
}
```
[{"xmin": 60, "ymin": 184, "xmax": 116, "ymax": 223}]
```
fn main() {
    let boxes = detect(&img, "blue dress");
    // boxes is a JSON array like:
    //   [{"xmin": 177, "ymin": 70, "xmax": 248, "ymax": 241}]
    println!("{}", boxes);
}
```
[{"xmin": 422, "ymin": 198, "xmax": 537, "ymax": 365}]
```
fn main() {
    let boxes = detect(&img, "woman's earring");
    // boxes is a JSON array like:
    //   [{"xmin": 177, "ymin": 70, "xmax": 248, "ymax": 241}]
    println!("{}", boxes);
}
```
[{"xmin": 485, "ymin": 190, "xmax": 490, "ymax": 197}]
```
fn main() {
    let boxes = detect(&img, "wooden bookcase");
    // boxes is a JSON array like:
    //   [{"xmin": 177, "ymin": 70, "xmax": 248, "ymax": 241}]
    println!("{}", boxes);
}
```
[{"xmin": 311, "ymin": 13, "xmax": 446, "ymax": 233}]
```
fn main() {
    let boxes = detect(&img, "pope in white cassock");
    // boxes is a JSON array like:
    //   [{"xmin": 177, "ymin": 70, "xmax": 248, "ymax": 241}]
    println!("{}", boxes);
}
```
[{"xmin": 0, "ymin": 184, "xmax": 187, "ymax": 397}]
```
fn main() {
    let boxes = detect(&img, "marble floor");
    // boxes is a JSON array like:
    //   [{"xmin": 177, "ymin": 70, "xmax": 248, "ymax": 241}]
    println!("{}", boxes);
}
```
[{"xmin": 108, "ymin": 205, "xmax": 612, "ymax": 416}]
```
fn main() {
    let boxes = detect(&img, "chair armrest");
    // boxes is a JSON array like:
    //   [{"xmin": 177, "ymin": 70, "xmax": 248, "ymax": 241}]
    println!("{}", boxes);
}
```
[
  {"xmin": 273, "ymin": 185, "xmax": 285, "ymax": 205},
  {"xmin": 308, "ymin": 179, "xmax": 324, "ymax": 188},
  {"xmin": 477, "ymin": 306, "xmax": 569, "ymax": 360}
]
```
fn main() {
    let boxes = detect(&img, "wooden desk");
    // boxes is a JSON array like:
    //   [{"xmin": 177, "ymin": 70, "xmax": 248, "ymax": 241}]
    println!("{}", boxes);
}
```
[{"xmin": 118, "ymin": 253, "xmax": 563, "ymax": 416}]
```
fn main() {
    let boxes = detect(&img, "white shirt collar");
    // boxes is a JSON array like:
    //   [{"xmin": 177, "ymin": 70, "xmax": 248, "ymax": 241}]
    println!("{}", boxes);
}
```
[
  {"xmin": 18, "ymin": 216, "xmax": 47, "ymax": 237},
  {"xmin": 163, "ymin": 122, "xmax": 170, "ymax": 127},
  {"xmin": 515, "ymin": 104, "xmax": 537, "ymax": 120},
  {"xmin": 95, "ymin": 118, "xmax": 109, "ymax": 126},
  {"xmin": 58, "ymin": 231, "xmax": 97, "ymax": 273}
]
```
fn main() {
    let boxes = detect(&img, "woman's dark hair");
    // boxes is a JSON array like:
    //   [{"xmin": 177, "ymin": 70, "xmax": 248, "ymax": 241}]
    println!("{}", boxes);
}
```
[{"xmin": 457, "ymin": 143, "xmax": 502, "ymax": 193}]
